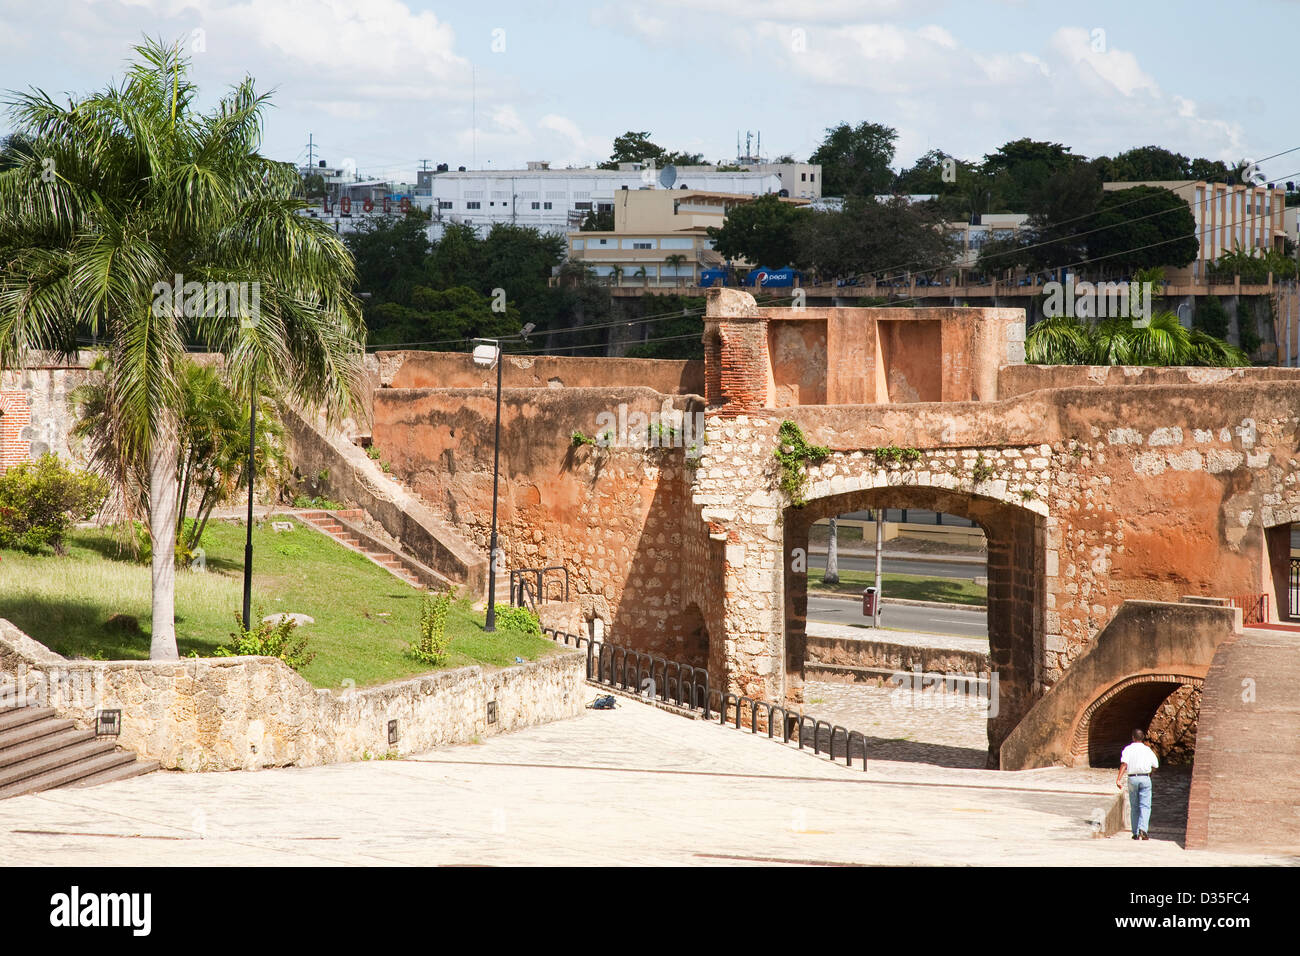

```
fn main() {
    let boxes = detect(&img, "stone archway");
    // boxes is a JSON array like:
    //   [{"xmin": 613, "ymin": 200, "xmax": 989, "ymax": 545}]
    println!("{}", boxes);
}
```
[
  {"xmin": 783, "ymin": 481, "xmax": 1045, "ymax": 767},
  {"xmin": 1072, "ymin": 673, "xmax": 1204, "ymax": 768}
]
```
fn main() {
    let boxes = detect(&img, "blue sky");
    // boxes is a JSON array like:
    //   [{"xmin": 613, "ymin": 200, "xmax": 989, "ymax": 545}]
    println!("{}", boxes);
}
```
[{"xmin": 1, "ymin": 0, "xmax": 1296, "ymax": 186}]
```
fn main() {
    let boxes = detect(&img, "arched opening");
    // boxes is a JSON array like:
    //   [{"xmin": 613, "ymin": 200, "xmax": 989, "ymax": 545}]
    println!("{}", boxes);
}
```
[
  {"xmin": 1081, "ymin": 676, "xmax": 1201, "ymax": 768},
  {"xmin": 1078, "ymin": 674, "xmax": 1203, "ymax": 842},
  {"xmin": 783, "ymin": 484, "xmax": 1044, "ymax": 769}
]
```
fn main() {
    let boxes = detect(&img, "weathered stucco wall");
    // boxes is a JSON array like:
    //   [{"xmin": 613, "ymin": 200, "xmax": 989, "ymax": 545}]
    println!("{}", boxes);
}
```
[
  {"xmin": 372, "ymin": 386, "xmax": 710, "ymax": 659},
  {"xmin": 378, "ymin": 349, "xmax": 704, "ymax": 395},
  {"xmin": 998, "ymin": 363, "xmax": 1300, "ymax": 399},
  {"xmin": 283, "ymin": 405, "xmax": 489, "ymax": 595},
  {"xmin": 0, "ymin": 620, "xmax": 586, "ymax": 771}
]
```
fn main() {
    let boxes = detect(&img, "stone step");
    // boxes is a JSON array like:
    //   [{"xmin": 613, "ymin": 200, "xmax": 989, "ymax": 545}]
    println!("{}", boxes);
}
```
[
  {"xmin": 0, "ymin": 706, "xmax": 55, "ymax": 734},
  {"xmin": 0, "ymin": 749, "xmax": 138, "ymax": 800},
  {"xmin": 0, "ymin": 715, "xmax": 76, "ymax": 751},
  {"xmin": 65, "ymin": 758, "xmax": 162, "ymax": 790},
  {"xmin": 0, "ymin": 736, "xmax": 120, "ymax": 790},
  {"xmin": 0, "ymin": 725, "xmax": 97, "ymax": 770}
]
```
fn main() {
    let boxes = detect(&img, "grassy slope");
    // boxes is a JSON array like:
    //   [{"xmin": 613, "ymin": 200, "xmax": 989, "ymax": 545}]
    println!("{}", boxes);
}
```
[
  {"xmin": 0, "ymin": 516, "xmax": 555, "ymax": 689},
  {"xmin": 807, "ymin": 567, "xmax": 987, "ymax": 606}
]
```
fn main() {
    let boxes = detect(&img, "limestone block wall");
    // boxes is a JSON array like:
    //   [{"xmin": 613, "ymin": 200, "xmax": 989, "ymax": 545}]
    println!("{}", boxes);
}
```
[
  {"xmin": 0, "ymin": 364, "xmax": 98, "ymax": 470},
  {"xmin": 0, "ymin": 620, "xmax": 586, "ymax": 771}
]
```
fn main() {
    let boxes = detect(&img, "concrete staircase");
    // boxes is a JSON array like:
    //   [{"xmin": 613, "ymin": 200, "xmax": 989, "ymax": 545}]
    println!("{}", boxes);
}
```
[
  {"xmin": 0, "ymin": 705, "xmax": 159, "ymax": 799},
  {"xmin": 298, "ymin": 509, "xmax": 444, "ymax": 590}
]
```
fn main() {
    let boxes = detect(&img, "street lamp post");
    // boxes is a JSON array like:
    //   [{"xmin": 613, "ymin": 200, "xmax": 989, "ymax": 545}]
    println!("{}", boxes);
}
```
[
  {"xmin": 473, "ymin": 339, "xmax": 505, "ymax": 632},
  {"xmin": 241, "ymin": 370, "xmax": 257, "ymax": 633},
  {"xmin": 473, "ymin": 324, "xmax": 533, "ymax": 635}
]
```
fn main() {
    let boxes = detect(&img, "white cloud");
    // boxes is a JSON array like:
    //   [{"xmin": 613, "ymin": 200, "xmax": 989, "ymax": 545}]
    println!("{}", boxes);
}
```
[{"xmin": 743, "ymin": 20, "xmax": 1247, "ymax": 167}]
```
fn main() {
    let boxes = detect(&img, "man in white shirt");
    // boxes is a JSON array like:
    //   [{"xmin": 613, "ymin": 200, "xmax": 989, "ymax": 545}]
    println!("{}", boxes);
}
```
[{"xmin": 1116, "ymin": 729, "xmax": 1160, "ymax": 840}]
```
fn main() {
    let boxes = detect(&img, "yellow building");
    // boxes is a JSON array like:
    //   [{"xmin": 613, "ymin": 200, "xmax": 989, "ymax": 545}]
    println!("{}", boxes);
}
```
[
  {"xmin": 1102, "ymin": 180, "xmax": 1288, "ymax": 279},
  {"xmin": 568, "ymin": 189, "xmax": 808, "ymax": 287}
]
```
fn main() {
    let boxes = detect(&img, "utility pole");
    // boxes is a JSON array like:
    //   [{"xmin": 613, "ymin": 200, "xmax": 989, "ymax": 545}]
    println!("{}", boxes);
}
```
[{"xmin": 305, "ymin": 133, "xmax": 316, "ymax": 168}]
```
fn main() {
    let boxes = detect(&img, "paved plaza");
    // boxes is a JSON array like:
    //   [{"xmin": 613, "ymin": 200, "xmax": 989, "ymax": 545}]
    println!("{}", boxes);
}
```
[{"xmin": 0, "ymin": 694, "xmax": 1291, "ymax": 866}]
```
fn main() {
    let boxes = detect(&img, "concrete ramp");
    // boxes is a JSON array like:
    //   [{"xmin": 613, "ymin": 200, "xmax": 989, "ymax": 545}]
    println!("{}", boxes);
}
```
[
  {"xmin": 1186, "ymin": 625, "xmax": 1300, "ymax": 851},
  {"xmin": 1000, "ymin": 600, "xmax": 1238, "ymax": 771}
]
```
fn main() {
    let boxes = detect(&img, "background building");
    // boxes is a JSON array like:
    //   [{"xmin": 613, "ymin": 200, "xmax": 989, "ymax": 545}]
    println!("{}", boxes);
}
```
[
  {"xmin": 1102, "ymin": 180, "xmax": 1288, "ymax": 279},
  {"xmin": 567, "ymin": 188, "xmax": 809, "ymax": 287}
]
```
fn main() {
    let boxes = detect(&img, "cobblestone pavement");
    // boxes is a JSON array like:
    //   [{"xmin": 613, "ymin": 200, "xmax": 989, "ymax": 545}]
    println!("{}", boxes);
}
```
[
  {"xmin": 803, "ymin": 679, "xmax": 990, "ymax": 768},
  {"xmin": 0, "ymin": 702, "xmax": 1288, "ymax": 866}
]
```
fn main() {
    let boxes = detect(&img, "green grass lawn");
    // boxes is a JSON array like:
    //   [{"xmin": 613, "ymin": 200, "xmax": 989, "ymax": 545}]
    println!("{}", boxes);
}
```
[
  {"xmin": 0, "ymin": 516, "xmax": 556, "ymax": 689},
  {"xmin": 808, "ymin": 567, "xmax": 987, "ymax": 606}
]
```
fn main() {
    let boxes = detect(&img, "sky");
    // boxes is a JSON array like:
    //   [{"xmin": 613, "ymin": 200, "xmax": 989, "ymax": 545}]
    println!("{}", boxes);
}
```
[{"xmin": 0, "ymin": 0, "xmax": 1296, "ymax": 186}]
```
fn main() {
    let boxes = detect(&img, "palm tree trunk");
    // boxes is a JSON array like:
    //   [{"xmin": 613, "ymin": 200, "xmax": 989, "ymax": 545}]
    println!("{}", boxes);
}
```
[
  {"xmin": 149, "ymin": 425, "xmax": 181, "ymax": 660},
  {"xmin": 825, "ymin": 516, "xmax": 840, "ymax": 585}
]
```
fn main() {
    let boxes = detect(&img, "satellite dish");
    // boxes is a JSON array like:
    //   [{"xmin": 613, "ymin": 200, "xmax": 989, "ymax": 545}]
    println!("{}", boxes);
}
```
[{"xmin": 659, "ymin": 164, "xmax": 677, "ymax": 189}]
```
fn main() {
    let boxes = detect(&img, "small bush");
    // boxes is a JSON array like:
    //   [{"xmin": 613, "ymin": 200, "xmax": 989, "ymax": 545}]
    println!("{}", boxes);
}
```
[
  {"xmin": 293, "ymin": 494, "xmax": 345, "ymax": 510},
  {"xmin": 493, "ymin": 604, "xmax": 541, "ymax": 636},
  {"xmin": 0, "ymin": 454, "xmax": 108, "ymax": 555},
  {"xmin": 410, "ymin": 591, "xmax": 452, "ymax": 665},
  {"xmin": 216, "ymin": 608, "xmax": 316, "ymax": 671}
]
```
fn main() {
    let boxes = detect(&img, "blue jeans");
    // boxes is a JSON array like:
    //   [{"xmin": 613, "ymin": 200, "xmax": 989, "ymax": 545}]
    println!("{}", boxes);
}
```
[{"xmin": 1128, "ymin": 775, "xmax": 1152, "ymax": 835}]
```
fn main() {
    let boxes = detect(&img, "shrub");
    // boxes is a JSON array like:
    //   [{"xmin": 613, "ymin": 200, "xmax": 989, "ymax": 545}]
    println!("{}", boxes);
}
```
[
  {"xmin": 773, "ymin": 420, "xmax": 829, "ymax": 507},
  {"xmin": 0, "ymin": 454, "xmax": 108, "ymax": 555},
  {"xmin": 216, "ymin": 608, "xmax": 316, "ymax": 671},
  {"xmin": 493, "ymin": 604, "xmax": 541, "ymax": 636},
  {"xmin": 293, "ymin": 494, "xmax": 345, "ymax": 510},
  {"xmin": 410, "ymin": 591, "xmax": 453, "ymax": 665}
]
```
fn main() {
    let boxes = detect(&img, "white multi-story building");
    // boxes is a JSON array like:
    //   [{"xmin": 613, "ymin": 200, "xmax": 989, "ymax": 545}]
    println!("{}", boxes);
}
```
[{"xmin": 417, "ymin": 161, "xmax": 810, "ymax": 239}]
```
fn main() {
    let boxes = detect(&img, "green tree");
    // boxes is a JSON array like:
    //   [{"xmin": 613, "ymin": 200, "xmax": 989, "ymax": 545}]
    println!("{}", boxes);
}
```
[
  {"xmin": 0, "ymin": 454, "xmax": 108, "ymax": 555},
  {"xmin": 980, "ymin": 139, "xmax": 1082, "ymax": 212},
  {"xmin": 1087, "ymin": 185, "xmax": 1198, "ymax": 273},
  {"xmin": 367, "ymin": 286, "xmax": 521, "ymax": 348},
  {"xmin": 624, "ymin": 293, "xmax": 704, "ymax": 359},
  {"xmin": 795, "ymin": 196, "xmax": 952, "ymax": 281},
  {"xmin": 0, "ymin": 39, "xmax": 366, "ymax": 659},
  {"xmin": 1026, "ymin": 311, "xmax": 1247, "ymax": 366},
  {"xmin": 1193, "ymin": 294, "xmax": 1230, "ymax": 339},
  {"xmin": 579, "ymin": 207, "xmax": 614, "ymax": 231},
  {"xmin": 1096, "ymin": 146, "xmax": 1192, "ymax": 182},
  {"xmin": 71, "ymin": 357, "xmax": 287, "ymax": 560},
  {"xmin": 809, "ymin": 121, "xmax": 898, "ymax": 197},
  {"xmin": 598, "ymin": 131, "xmax": 703, "ymax": 170},
  {"xmin": 706, "ymin": 194, "xmax": 802, "ymax": 268}
]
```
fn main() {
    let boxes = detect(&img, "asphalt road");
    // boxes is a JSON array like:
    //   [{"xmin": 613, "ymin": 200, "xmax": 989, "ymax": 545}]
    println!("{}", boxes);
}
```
[
  {"xmin": 807, "ymin": 595, "xmax": 988, "ymax": 638},
  {"xmin": 808, "ymin": 551, "xmax": 985, "ymax": 580}
]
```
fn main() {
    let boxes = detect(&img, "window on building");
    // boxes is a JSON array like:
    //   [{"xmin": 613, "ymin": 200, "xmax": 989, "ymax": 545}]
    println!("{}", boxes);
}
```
[
  {"xmin": 810, "ymin": 173, "xmax": 815, "ymax": 182},
  {"xmin": 801, "ymin": 173, "xmax": 806, "ymax": 181},
  {"xmin": 531, "ymin": 202, "xmax": 540, "ymax": 209},
  {"xmin": 466, "ymin": 201, "xmax": 481, "ymax": 209},
  {"xmin": 574, "ymin": 201, "xmax": 592, "ymax": 210},
  {"xmin": 632, "ymin": 241, "xmax": 653, "ymax": 249},
  {"xmin": 438, "ymin": 201, "xmax": 453, "ymax": 209}
]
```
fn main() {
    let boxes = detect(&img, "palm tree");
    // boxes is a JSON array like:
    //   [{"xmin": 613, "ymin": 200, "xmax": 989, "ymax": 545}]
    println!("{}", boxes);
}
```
[
  {"xmin": 824, "ymin": 516, "xmax": 840, "ymax": 585},
  {"xmin": 71, "ymin": 358, "xmax": 288, "ymax": 562},
  {"xmin": 664, "ymin": 254, "xmax": 688, "ymax": 288},
  {"xmin": 1025, "ymin": 311, "xmax": 1247, "ymax": 367},
  {"xmin": 633, "ymin": 266, "xmax": 648, "ymax": 289},
  {"xmin": 0, "ymin": 39, "xmax": 366, "ymax": 659},
  {"xmin": 608, "ymin": 264, "xmax": 624, "ymax": 288}
]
